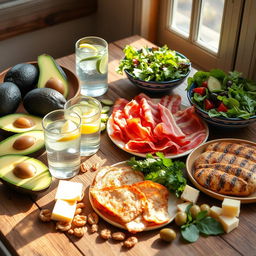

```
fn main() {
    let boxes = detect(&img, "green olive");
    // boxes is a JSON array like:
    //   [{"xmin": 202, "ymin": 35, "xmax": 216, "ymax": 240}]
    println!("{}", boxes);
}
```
[
  {"xmin": 200, "ymin": 204, "xmax": 210, "ymax": 215},
  {"xmin": 159, "ymin": 228, "xmax": 176, "ymax": 242},
  {"xmin": 175, "ymin": 212, "xmax": 187, "ymax": 226},
  {"xmin": 189, "ymin": 205, "xmax": 201, "ymax": 219}
]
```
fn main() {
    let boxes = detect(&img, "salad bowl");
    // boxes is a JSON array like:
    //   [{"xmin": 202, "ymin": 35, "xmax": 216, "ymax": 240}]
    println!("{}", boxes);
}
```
[
  {"xmin": 118, "ymin": 46, "xmax": 191, "ymax": 93},
  {"xmin": 187, "ymin": 77, "xmax": 256, "ymax": 128}
]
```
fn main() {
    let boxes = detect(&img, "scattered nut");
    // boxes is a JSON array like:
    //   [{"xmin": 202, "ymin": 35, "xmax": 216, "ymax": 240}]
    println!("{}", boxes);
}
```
[
  {"xmin": 56, "ymin": 221, "xmax": 72, "ymax": 232},
  {"xmin": 75, "ymin": 208, "xmax": 82, "ymax": 215},
  {"xmin": 122, "ymin": 237, "xmax": 138, "ymax": 248},
  {"xmin": 72, "ymin": 215, "xmax": 87, "ymax": 227},
  {"xmin": 39, "ymin": 209, "xmax": 52, "ymax": 222},
  {"xmin": 100, "ymin": 229, "xmax": 111, "ymax": 240},
  {"xmin": 91, "ymin": 163, "xmax": 99, "ymax": 172},
  {"xmin": 80, "ymin": 162, "xmax": 89, "ymax": 173},
  {"xmin": 67, "ymin": 229, "xmax": 74, "ymax": 235},
  {"xmin": 90, "ymin": 224, "xmax": 98, "ymax": 233},
  {"xmin": 88, "ymin": 212, "xmax": 99, "ymax": 225},
  {"xmin": 76, "ymin": 202, "xmax": 86, "ymax": 209},
  {"xmin": 74, "ymin": 227, "xmax": 87, "ymax": 238},
  {"xmin": 112, "ymin": 232, "xmax": 126, "ymax": 241}
]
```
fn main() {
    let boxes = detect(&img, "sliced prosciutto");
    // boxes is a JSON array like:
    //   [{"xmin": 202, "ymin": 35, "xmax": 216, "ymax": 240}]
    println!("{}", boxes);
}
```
[{"xmin": 110, "ymin": 94, "xmax": 207, "ymax": 155}]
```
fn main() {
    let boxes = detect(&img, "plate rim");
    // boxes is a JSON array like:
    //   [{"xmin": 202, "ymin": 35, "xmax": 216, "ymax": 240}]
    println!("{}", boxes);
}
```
[
  {"xmin": 89, "ymin": 161, "xmax": 182, "ymax": 231},
  {"xmin": 186, "ymin": 138, "xmax": 256, "ymax": 204},
  {"xmin": 106, "ymin": 104, "xmax": 209, "ymax": 159}
]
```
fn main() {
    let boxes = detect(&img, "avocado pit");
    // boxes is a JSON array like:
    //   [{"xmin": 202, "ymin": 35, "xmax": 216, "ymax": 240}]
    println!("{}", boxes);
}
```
[
  {"xmin": 13, "ymin": 136, "xmax": 36, "ymax": 150},
  {"xmin": 13, "ymin": 162, "xmax": 37, "ymax": 179},
  {"xmin": 45, "ymin": 77, "xmax": 65, "ymax": 95},
  {"xmin": 13, "ymin": 117, "xmax": 35, "ymax": 128}
]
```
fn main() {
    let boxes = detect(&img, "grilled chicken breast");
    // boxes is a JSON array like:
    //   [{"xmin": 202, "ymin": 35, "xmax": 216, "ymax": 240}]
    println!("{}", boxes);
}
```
[
  {"xmin": 205, "ymin": 142, "xmax": 256, "ymax": 163},
  {"xmin": 194, "ymin": 168, "xmax": 252, "ymax": 196},
  {"xmin": 194, "ymin": 151, "xmax": 256, "ymax": 173}
]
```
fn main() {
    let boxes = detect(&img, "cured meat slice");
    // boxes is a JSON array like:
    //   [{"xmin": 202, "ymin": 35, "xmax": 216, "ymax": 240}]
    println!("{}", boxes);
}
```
[
  {"xmin": 123, "ymin": 100, "xmax": 140, "ymax": 119},
  {"xmin": 113, "ymin": 98, "xmax": 129, "ymax": 112},
  {"xmin": 160, "ymin": 95, "xmax": 181, "ymax": 114}
]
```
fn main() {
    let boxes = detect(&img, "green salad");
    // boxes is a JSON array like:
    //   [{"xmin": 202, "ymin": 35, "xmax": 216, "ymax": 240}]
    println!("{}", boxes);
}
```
[
  {"xmin": 117, "ymin": 45, "xmax": 190, "ymax": 82},
  {"xmin": 187, "ymin": 69, "xmax": 256, "ymax": 119}
]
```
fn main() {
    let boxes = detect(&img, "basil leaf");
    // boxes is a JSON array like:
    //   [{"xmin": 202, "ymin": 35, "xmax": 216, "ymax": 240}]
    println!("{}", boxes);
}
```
[
  {"xmin": 196, "ymin": 211, "xmax": 208, "ymax": 221},
  {"xmin": 197, "ymin": 217, "xmax": 224, "ymax": 235},
  {"xmin": 185, "ymin": 203, "xmax": 193, "ymax": 223},
  {"xmin": 181, "ymin": 224, "xmax": 200, "ymax": 243}
]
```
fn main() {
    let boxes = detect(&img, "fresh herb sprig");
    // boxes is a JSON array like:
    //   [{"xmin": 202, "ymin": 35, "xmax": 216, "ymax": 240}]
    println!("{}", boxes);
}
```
[
  {"xmin": 181, "ymin": 204, "xmax": 224, "ymax": 243},
  {"xmin": 127, "ymin": 152, "xmax": 186, "ymax": 197}
]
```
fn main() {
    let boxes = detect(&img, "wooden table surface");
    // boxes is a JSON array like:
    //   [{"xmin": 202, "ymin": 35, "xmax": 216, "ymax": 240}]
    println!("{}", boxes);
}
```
[{"xmin": 0, "ymin": 35, "xmax": 256, "ymax": 256}]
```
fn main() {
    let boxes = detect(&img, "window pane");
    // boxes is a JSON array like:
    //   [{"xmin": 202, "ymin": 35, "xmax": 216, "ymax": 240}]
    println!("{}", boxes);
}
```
[
  {"xmin": 169, "ymin": 0, "xmax": 193, "ymax": 37},
  {"xmin": 197, "ymin": 0, "xmax": 225, "ymax": 52}
]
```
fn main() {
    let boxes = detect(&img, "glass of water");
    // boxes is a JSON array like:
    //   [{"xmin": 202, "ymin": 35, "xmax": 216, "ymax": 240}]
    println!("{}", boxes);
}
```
[
  {"xmin": 42, "ymin": 110, "xmax": 81, "ymax": 179},
  {"xmin": 75, "ymin": 36, "xmax": 108, "ymax": 97},
  {"xmin": 65, "ymin": 96, "xmax": 102, "ymax": 156}
]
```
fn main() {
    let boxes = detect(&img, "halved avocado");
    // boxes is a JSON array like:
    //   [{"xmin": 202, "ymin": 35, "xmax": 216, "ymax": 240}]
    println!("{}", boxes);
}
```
[
  {"xmin": 37, "ymin": 54, "xmax": 69, "ymax": 98},
  {"xmin": 0, "ymin": 131, "xmax": 45, "ymax": 157},
  {"xmin": 0, "ymin": 113, "xmax": 42, "ymax": 134},
  {"xmin": 0, "ymin": 155, "xmax": 52, "ymax": 194}
]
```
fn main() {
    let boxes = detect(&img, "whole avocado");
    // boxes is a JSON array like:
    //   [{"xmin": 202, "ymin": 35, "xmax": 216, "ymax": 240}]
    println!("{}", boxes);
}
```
[
  {"xmin": 23, "ymin": 88, "xmax": 66, "ymax": 117},
  {"xmin": 0, "ymin": 82, "xmax": 21, "ymax": 116},
  {"xmin": 4, "ymin": 63, "xmax": 39, "ymax": 96}
]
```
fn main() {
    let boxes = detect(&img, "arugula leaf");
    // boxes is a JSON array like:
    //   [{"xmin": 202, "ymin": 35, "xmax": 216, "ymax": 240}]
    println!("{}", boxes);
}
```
[
  {"xmin": 181, "ymin": 224, "xmax": 200, "ymax": 243},
  {"xmin": 196, "ymin": 217, "xmax": 224, "ymax": 235}
]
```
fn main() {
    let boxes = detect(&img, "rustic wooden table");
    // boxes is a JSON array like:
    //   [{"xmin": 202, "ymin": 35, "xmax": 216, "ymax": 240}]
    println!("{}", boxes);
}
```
[{"xmin": 0, "ymin": 35, "xmax": 256, "ymax": 256}]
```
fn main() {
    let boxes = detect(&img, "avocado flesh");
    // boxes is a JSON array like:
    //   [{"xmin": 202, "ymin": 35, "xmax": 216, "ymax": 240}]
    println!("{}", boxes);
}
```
[
  {"xmin": 0, "ymin": 113, "xmax": 42, "ymax": 133},
  {"xmin": 37, "ymin": 54, "xmax": 69, "ymax": 98},
  {"xmin": 0, "ymin": 131, "xmax": 44, "ymax": 157},
  {"xmin": 0, "ymin": 155, "xmax": 51, "ymax": 192}
]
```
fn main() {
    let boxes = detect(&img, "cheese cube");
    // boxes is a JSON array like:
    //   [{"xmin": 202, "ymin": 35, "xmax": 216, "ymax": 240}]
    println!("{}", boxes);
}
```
[
  {"xmin": 180, "ymin": 185, "xmax": 200, "ymax": 203},
  {"xmin": 177, "ymin": 202, "xmax": 191, "ymax": 212},
  {"xmin": 55, "ymin": 180, "xmax": 84, "ymax": 202},
  {"xmin": 218, "ymin": 215, "xmax": 239, "ymax": 233},
  {"xmin": 210, "ymin": 206, "xmax": 222, "ymax": 219},
  {"xmin": 222, "ymin": 198, "xmax": 240, "ymax": 217},
  {"xmin": 51, "ymin": 199, "xmax": 76, "ymax": 222}
]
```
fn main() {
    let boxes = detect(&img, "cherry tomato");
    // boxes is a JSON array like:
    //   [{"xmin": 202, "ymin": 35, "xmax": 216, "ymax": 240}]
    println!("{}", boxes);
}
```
[
  {"xmin": 202, "ymin": 81, "xmax": 208, "ymax": 88},
  {"xmin": 193, "ymin": 87, "xmax": 206, "ymax": 96},
  {"xmin": 204, "ymin": 99, "xmax": 214, "ymax": 110},
  {"xmin": 132, "ymin": 59, "xmax": 140, "ymax": 66},
  {"xmin": 217, "ymin": 102, "xmax": 228, "ymax": 112}
]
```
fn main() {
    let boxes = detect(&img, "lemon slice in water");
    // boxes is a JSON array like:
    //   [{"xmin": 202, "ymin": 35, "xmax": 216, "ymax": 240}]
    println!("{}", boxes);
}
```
[
  {"xmin": 58, "ymin": 120, "xmax": 79, "ymax": 142},
  {"xmin": 81, "ymin": 123, "xmax": 99, "ymax": 134},
  {"xmin": 79, "ymin": 43, "xmax": 98, "ymax": 52}
]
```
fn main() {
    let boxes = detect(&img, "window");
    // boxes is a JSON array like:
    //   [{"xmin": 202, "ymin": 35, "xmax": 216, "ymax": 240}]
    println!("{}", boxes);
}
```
[{"xmin": 157, "ymin": 0, "xmax": 244, "ymax": 71}]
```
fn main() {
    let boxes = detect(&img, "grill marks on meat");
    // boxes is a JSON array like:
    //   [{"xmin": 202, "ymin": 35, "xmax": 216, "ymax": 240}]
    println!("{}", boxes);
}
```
[
  {"xmin": 193, "ymin": 142, "xmax": 256, "ymax": 196},
  {"xmin": 110, "ymin": 93, "xmax": 207, "ymax": 154},
  {"xmin": 206, "ymin": 142, "xmax": 256, "ymax": 163}
]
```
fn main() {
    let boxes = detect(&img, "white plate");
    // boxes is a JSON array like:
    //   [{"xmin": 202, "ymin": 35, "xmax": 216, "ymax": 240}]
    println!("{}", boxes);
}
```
[
  {"xmin": 107, "ymin": 104, "xmax": 209, "ymax": 159},
  {"xmin": 89, "ymin": 161, "xmax": 182, "ymax": 231}
]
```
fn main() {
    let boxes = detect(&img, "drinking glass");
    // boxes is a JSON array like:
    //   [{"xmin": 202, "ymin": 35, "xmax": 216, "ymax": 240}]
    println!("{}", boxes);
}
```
[
  {"xmin": 75, "ymin": 36, "xmax": 108, "ymax": 97},
  {"xmin": 65, "ymin": 96, "xmax": 102, "ymax": 156},
  {"xmin": 42, "ymin": 110, "xmax": 81, "ymax": 179}
]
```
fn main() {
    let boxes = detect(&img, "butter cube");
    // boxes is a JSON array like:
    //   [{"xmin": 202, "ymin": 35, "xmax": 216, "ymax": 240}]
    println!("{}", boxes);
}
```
[
  {"xmin": 218, "ymin": 215, "xmax": 239, "ymax": 233},
  {"xmin": 51, "ymin": 199, "xmax": 76, "ymax": 222},
  {"xmin": 177, "ymin": 202, "xmax": 191, "ymax": 212},
  {"xmin": 210, "ymin": 206, "xmax": 222, "ymax": 219},
  {"xmin": 180, "ymin": 185, "xmax": 199, "ymax": 203},
  {"xmin": 55, "ymin": 180, "xmax": 84, "ymax": 202},
  {"xmin": 222, "ymin": 198, "xmax": 240, "ymax": 217}
]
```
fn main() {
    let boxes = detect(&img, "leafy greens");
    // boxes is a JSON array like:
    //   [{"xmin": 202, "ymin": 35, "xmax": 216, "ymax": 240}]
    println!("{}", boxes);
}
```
[
  {"xmin": 127, "ymin": 152, "xmax": 186, "ymax": 197},
  {"xmin": 117, "ymin": 45, "xmax": 190, "ymax": 82}
]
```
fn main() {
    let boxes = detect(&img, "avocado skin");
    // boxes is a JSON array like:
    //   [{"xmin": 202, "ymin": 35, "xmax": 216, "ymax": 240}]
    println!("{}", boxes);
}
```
[
  {"xmin": 0, "ymin": 82, "xmax": 22, "ymax": 116},
  {"xmin": 4, "ymin": 63, "xmax": 39, "ymax": 96},
  {"xmin": 23, "ymin": 88, "xmax": 66, "ymax": 116}
]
